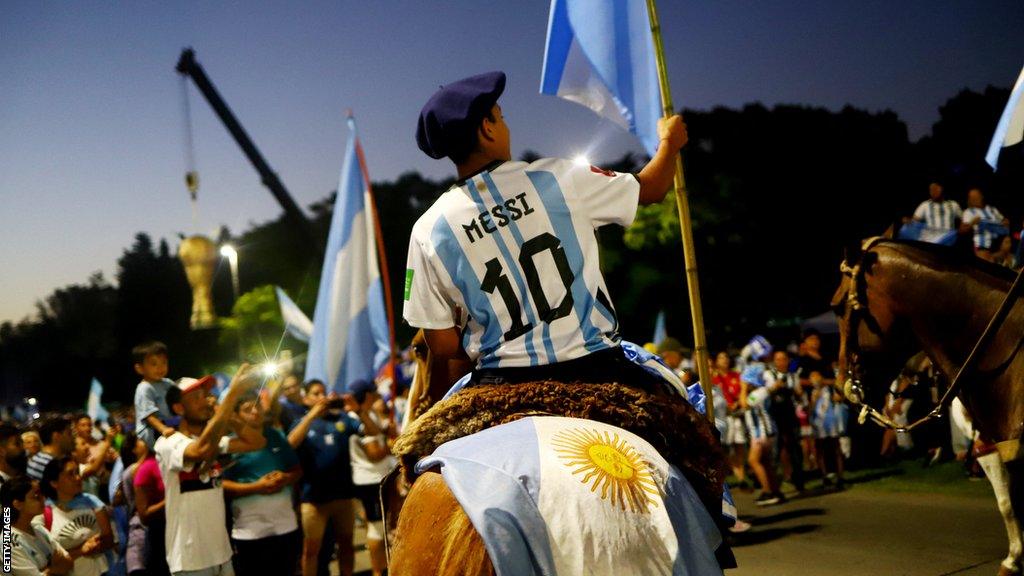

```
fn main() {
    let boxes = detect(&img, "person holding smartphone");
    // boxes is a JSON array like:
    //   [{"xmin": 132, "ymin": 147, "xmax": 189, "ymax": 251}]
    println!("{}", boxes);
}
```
[{"xmin": 286, "ymin": 380, "xmax": 361, "ymax": 576}]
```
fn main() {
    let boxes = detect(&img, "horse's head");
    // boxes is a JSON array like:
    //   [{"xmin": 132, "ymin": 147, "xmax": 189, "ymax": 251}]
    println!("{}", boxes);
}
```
[{"xmin": 832, "ymin": 235, "xmax": 915, "ymax": 404}]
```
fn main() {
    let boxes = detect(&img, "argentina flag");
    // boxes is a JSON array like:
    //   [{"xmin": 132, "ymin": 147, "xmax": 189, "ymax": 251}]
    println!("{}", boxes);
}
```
[
  {"xmin": 305, "ymin": 117, "xmax": 390, "ymax": 393},
  {"xmin": 897, "ymin": 221, "xmax": 957, "ymax": 246},
  {"xmin": 275, "ymin": 286, "xmax": 313, "ymax": 343},
  {"xmin": 986, "ymin": 63, "xmax": 1024, "ymax": 170},
  {"xmin": 540, "ymin": 0, "xmax": 663, "ymax": 155},
  {"xmin": 87, "ymin": 378, "xmax": 109, "ymax": 423},
  {"xmin": 416, "ymin": 416, "xmax": 722, "ymax": 576}
]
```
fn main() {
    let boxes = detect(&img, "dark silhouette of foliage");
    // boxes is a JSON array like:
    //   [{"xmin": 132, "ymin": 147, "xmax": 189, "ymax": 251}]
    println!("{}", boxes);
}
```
[{"xmin": 2, "ymin": 87, "xmax": 1022, "ymax": 408}]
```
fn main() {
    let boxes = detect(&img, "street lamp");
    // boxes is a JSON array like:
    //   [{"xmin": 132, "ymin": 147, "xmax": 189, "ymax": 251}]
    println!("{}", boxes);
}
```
[
  {"xmin": 220, "ymin": 244, "xmax": 240, "ymax": 303},
  {"xmin": 220, "ymin": 244, "xmax": 243, "ymax": 359}
]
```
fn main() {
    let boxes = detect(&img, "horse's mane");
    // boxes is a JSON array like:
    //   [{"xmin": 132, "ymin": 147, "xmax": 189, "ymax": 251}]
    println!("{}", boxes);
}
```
[{"xmin": 876, "ymin": 239, "xmax": 1017, "ymax": 284}]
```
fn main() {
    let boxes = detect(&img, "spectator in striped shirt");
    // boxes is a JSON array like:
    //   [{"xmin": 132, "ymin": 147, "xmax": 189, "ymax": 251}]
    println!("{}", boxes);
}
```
[
  {"xmin": 909, "ymin": 181, "xmax": 966, "ymax": 241},
  {"xmin": 26, "ymin": 415, "xmax": 74, "ymax": 481},
  {"xmin": 963, "ymin": 187, "xmax": 1010, "ymax": 260},
  {"xmin": 741, "ymin": 366, "xmax": 783, "ymax": 506}
]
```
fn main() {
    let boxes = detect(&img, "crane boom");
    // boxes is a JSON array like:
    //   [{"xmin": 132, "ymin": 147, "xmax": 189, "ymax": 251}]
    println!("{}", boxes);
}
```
[{"xmin": 176, "ymin": 48, "xmax": 313, "ymax": 242}]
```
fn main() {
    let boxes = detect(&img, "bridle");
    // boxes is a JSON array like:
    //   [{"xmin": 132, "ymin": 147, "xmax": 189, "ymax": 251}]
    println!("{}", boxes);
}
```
[
  {"xmin": 836, "ymin": 237, "xmax": 961, "ymax": 432},
  {"xmin": 837, "ymin": 233, "xmax": 1024, "ymax": 435},
  {"xmin": 835, "ymin": 237, "xmax": 913, "ymax": 429}
]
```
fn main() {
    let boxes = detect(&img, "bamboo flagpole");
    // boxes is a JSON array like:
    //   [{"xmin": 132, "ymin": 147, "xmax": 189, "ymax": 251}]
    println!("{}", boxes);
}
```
[{"xmin": 645, "ymin": 0, "xmax": 715, "ymax": 422}]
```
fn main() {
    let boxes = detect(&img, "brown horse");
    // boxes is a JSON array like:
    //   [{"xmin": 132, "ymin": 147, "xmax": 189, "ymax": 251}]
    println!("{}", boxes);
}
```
[
  {"xmin": 388, "ymin": 331, "xmax": 727, "ymax": 575},
  {"xmin": 833, "ymin": 237, "xmax": 1024, "ymax": 574}
]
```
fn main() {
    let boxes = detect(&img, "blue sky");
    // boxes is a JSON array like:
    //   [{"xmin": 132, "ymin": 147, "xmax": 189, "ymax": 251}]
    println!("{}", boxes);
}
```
[{"xmin": 2, "ymin": 0, "xmax": 1022, "ymax": 323}]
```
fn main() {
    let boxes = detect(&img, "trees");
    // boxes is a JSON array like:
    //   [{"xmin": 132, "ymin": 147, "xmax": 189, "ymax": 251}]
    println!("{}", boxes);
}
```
[{"xmin": 3, "ymin": 86, "xmax": 1021, "ymax": 407}]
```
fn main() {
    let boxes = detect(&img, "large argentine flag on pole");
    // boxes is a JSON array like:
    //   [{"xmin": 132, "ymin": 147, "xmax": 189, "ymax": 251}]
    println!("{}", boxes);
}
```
[
  {"xmin": 540, "ymin": 0, "xmax": 663, "ymax": 156},
  {"xmin": 986, "ymin": 63, "xmax": 1024, "ymax": 170},
  {"xmin": 305, "ymin": 118, "xmax": 390, "ymax": 393}
]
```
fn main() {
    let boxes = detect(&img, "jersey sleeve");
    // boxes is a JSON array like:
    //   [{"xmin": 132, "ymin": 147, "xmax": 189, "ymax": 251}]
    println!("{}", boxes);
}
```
[
  {"xmin": 950, "ymin": 201, "xmax": 963, "ymax": 220},
  {"xmin": 912, "ymin": 201, "xmax": 928, "ymax": 222},
  {"xmin": 402, "ymin": 230, "xmax": 458, "ymax": 330},
  {"xmin": 568, "ymin": 161, "xmax": 641, "ymax": 228}
]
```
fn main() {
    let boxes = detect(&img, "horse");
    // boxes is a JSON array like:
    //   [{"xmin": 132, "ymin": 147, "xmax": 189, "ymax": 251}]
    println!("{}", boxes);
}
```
[
  {"xmin": 833, "ymin": 236, "xmax": 1024, "ymax": 575},
  {"xmin": 387, "ymin": 331, "xmax": 729, "ymax": 575}
]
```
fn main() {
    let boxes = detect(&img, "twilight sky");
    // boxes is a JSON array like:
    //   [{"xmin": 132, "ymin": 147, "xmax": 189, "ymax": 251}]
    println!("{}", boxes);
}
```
[{"xmin": 2, "ymin": 0, "xmax": 1022, "ymax": 324}]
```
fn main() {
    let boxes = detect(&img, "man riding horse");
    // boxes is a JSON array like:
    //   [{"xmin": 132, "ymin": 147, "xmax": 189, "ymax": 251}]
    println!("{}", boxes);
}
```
[
  {"xmin": 404, "ymin": 70, "xmax": 688, "ymax": 394},
  {"xmin": 395, "ymin": 71, "xmax": 731, "ymax": 573}
]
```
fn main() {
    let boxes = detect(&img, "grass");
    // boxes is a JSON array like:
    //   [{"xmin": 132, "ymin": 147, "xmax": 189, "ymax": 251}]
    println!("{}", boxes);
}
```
[
  {"xmin": 729, "ymin": 459, "xmax": 997, "ymax": 499},
  {"xmin": 844, "ymin": 459, "xmax": 996, "ymax": 498}
]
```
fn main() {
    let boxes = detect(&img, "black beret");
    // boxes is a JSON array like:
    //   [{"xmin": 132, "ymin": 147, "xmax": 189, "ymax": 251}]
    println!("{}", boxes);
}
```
[{"xmin": 416, "ymin": 71, "xmax": 507, "ymax": 160}]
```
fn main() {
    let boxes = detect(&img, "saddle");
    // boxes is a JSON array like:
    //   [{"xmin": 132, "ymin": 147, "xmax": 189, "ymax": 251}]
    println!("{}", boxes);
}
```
[{"xmin": 392, "ymin": 380, "xmax": 728, "ymax": 521}]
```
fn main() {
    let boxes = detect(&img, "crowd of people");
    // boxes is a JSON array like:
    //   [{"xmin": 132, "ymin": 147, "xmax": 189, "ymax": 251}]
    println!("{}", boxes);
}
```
[
  {"xmin": 651, "ymin": 331, "xmax": 849, "ymax": 510},
  {"xmin": 1, "ymin": 340, "xmax": 413, "ymax": 576},
  {"xmin": 905, "ymin": 182, "xmax": 1021, "ymax": 269}
]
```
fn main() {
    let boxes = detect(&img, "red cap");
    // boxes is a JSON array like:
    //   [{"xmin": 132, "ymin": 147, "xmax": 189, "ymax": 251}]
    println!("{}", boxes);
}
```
[{"xmin": 176, "ymin": 375, "xmax": 215, "ymax": 396}]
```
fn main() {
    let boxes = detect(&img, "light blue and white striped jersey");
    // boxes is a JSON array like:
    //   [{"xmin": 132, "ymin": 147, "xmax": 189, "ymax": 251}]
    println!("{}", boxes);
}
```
[
  {"xmin": 403, "ymin": 158, "xmax": 638, "ymax": 369},
  {"xmin": 743, "ymin": 386, "xmax": 776, "ymax": 440},
  {"xmin": 912, "ymin": 199, "xmax": 962, "ymax": 231},
  {"xmin": 963, "ymin": 205, "xmax": 1007, "ymax": 249}
]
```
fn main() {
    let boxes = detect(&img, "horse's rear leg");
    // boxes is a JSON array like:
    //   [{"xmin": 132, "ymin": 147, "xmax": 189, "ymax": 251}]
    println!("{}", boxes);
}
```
[
  {"xmin": 982, "ymin": 454, "xmax": 1023, "ymax": 575},
  {"xmin": 389, "ymin": 471, "xmax": 495, "ymax": 576}
]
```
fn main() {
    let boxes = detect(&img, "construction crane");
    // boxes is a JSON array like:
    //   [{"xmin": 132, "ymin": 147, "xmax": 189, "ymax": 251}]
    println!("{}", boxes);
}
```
[{"xmin": 176, "ymin": 48, "xmax": 314, "ymax": 245}]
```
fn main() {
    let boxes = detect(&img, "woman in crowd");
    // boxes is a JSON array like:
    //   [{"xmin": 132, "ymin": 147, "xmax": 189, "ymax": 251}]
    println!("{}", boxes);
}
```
[
  {"xmin": 132, "ymin": 429, "xmax": 169, "ymax": 576},
  {"xmin": 40, "ymin": 456, "xmax": 115, "ymax": 576},
  {"xmin": 1, "ymin": 476, "xmax": 75, "ymax": 576}
]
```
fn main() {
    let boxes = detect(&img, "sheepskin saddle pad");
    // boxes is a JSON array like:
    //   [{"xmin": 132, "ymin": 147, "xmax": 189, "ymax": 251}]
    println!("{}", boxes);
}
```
[{"xmin": 392, "ymin": 380, "xmax": 727, "ymax": 514}]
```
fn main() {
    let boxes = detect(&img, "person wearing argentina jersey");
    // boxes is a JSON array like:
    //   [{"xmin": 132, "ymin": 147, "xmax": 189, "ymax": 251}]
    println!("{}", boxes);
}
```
[
  {"xmin": 404, "ymin": 70, "xmax": 687, "ymax": 392},
  {"xmin": 909, "ymin": 180, "xmax": 966, "ymax": 241},
  {"xmin": 963, "ymin": 187, "xmax": 1010, "ymax": 260}
]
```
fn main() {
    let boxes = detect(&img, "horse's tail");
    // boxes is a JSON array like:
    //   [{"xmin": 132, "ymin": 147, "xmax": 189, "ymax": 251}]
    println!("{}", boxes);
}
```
[
  {"xmin": 390, "ymin": 471, "xmax": 495, "ymax": 576},
  {"xmin": 439, "ymin": 505, "xmax": 493, "ymax": 576}
]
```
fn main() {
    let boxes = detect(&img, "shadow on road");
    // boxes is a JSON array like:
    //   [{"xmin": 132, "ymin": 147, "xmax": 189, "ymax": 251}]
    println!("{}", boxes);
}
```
[{"xmin": 731, "ymin": 523, "xmax": 821, "ymax": 547}]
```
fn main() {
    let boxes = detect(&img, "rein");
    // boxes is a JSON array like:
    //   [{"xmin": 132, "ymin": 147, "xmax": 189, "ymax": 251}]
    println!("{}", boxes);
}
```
[{"xmin": 839, "ymin": 237, "xmax": 1024, "ymax": 433}]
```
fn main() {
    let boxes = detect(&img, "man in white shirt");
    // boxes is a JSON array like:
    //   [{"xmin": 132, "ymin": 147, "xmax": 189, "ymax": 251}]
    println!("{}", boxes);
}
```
[
  {"xmin": 154, "ymin": 368, "xmax": 263, "ymax": 576},
  {"xmin": 405, "ymin": 71, "xmax": 687, "ymax": 393},
  {"xmin": 962, "ymin": 187, "xmax": 1010, "ymax": 260},
  {"xmin": 906, "ymin": 181, "xmax": 970, "ymax": 246}
]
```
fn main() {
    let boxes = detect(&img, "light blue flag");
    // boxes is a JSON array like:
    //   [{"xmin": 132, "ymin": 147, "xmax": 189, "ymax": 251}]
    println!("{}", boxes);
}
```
[
  {"xmin": 897, "ymin": 221, "xmax": 957, "ymax": 246},
  {"xmin": 305, "ymin": 117, "xmax": 390, "ymax": 394},
  {"xmin": 275, "ymin": 286, "xmax": 313, "ymax": 343},
  {"xmin": 652, "ymin": 309, "xmax": 667, "ymax": 345},
  {"xmin": 540, "ymin": 0, "xmax": 663, "ymax": 155},
  {"xmin": 986, "ymin": 63, "xmax": 1024, "ymax": 170},
  {"xmin": 86, "ymin": 378, "xmax": 109, "ymax": 423}
]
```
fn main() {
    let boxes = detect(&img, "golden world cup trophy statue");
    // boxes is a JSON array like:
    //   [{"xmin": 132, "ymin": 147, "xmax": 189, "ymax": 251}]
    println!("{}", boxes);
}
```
[{"xmin": 179, "ymin": 234, "xmax": 217, "ymax": 329}]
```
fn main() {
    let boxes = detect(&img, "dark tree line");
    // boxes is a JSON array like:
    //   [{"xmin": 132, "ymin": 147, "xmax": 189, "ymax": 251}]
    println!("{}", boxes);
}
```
[{"xmin": 2, "ymin": 86, "xmax": 1020, "ymax": 409}]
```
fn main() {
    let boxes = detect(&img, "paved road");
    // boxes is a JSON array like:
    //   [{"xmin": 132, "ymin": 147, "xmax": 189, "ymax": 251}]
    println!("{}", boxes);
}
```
[{"xmin": 730, "ymin": 485, "xmax": 1008, "ymax": 575}]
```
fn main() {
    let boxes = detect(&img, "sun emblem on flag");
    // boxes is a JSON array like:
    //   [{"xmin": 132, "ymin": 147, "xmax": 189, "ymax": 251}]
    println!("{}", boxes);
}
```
[{"xmin": 551, "ymin": 427, "xmax": 661, "ymax": 514}]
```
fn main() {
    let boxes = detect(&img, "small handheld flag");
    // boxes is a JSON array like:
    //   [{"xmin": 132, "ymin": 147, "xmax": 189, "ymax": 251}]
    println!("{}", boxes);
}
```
[
  {"xmin": 87, "ymin": 378, "xmax": 109, "ymax": 423},
  {"xmin": 986, "ymin": 63, "xmax": 1024, "ymax": 170},
  {"xmin": 275, "ymin": 286, "xmax": 313, "ymax": 343},
  {"xmin": 305, "ymin": 117, "xmax": 390, "ymax": 393},
  {"xmin": 652, "ymin": 310, "xmax": 667, "ymax": 346},
  {"xmin": 540, "ymin": 0, "xmax": 662, "ymax": 155}
]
